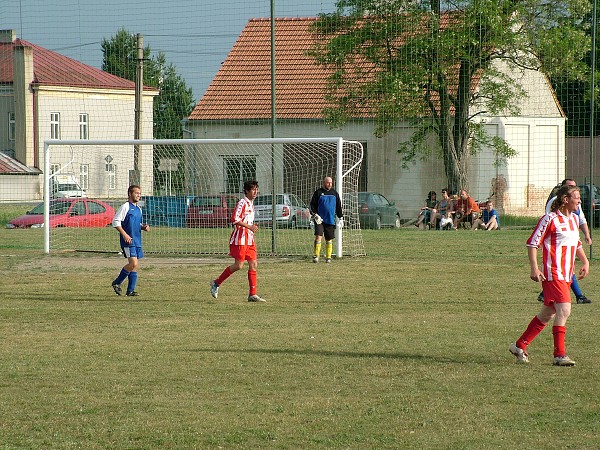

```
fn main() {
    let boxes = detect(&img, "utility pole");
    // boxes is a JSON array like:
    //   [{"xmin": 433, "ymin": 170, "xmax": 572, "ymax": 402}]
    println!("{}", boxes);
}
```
[{"xmin": 132, "ymin": 33, "xmax": 143, "ymax": 186}]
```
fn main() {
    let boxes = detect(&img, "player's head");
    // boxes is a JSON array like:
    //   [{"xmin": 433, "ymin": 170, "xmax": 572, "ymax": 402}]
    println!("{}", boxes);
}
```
[
  {"xmin": 551, "ymin": 184, "xmax": 580, "ymax": 212},
  {"xmin": 128, "ymin": 185, "xmax": 142, "ymax": 203},
  {"xmin": 323, "ymin": 177, "xmax": 333, "ymax": 190},
  {"xmin": 243, "ymin": 180, "xmax": 259, "ymax": 195},
  {"xmin": 561, "ymin": 178, "xmax": 577, "ymax": 187}
]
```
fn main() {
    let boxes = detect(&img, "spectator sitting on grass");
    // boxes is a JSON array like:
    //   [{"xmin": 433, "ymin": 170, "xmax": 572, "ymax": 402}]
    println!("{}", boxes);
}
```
[
  {"xmin": 453, "ymin": 189, "xmax": 481, "ymax": 229},
  {"xmin": 415, "ymin": 190, "xmax": 437, "ymax": 229},
  {"xmin": 472, "ymin": 200, "xmax": 500, "ymax": 231}
]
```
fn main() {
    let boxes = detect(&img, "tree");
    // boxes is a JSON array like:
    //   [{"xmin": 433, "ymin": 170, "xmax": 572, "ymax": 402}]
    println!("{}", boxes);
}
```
[
  {"xmin": 310, "ymin": 0, "xmax": 590, "ymax": 191},
  {"xmin": 102, "ymin": 29, "xmax": 195, "ymax": 193},
  {"xmin": 552, "ymin": 9, "xmax": 600, "ymax": 137}
]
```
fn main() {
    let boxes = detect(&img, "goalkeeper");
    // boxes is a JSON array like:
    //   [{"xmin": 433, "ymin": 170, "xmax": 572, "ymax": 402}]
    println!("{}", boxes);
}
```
[{"xmin": 309, "ymin": 176, "xmax": 343, "ymax": 263}]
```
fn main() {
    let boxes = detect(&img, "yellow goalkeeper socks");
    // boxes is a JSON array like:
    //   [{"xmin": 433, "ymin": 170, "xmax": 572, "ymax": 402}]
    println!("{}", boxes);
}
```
[
  {"xmin": 325, "ymin": 241, "xmax": 333, "ymax": 259},
  {"xmin": 314, "ymin": 241, "xmax": 322, "ymax": 258}
]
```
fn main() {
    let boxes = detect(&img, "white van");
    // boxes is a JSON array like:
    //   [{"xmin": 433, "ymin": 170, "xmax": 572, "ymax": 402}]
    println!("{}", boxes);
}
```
[{"xmin": 51, "ymin": 175, "xmax": 87, "ymax": 198}]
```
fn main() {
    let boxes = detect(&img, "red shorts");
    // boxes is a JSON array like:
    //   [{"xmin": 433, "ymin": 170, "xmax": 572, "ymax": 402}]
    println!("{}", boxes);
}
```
[
  {"xmin": 229, "ymin": 243, "xmax": 257, "ymax": 262},
  {"xmin": 542, "ymin": 280, "xmax": 571, "ymax": 305}
]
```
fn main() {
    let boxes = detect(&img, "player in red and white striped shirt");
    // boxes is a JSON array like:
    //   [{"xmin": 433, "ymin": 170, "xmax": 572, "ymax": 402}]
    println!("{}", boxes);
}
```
[
  {"xmin": 510, "ymin": 185, "xmax": 589, "ymax": 366},
  {"xmin": 210, "ymin": 180, "xmax": 266, "ymax": 302}
]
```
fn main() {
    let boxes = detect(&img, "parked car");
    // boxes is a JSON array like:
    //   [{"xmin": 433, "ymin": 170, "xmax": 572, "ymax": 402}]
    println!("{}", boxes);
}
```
[
  {"xmin": 352, "ymin": 192, "xmax": 401, "ymax": 229},
  {"xmin": 6, "ymin": 198, "xmax": 115, "ymax": 229},
  {"xmin": 578, "ymin": 184, "xmax": 600, "ymax": 227},
  {"xmin": 253, "ymin": 193, "xmax": 311, "ymax": 228},
  {"xmin": 186, "ymin": 194, "xmax": 239, "ymax": 228}
]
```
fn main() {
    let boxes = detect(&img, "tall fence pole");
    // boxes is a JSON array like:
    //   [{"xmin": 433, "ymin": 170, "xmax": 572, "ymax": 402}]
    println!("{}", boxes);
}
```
[{"xmin": 590, "ymin": 0, "xmax": 597, "ymax": 259}]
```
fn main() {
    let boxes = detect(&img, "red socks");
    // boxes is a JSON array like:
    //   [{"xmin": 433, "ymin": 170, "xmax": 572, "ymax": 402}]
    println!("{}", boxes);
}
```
[
  {"xmin": 516, "ymin": 316, "xmax": 547, "ymax": 350},
  {"xmin": 215, "ymin": 266, "xmax": 233, "ymax": 286},
  {"xmin": 248, "ymin": 269, "xmax": 257, "ymax": 296},
  {"xmin": 215, "ymin": 267, "xmax": 257, "ymax": 296},
  {"xmin": 552, "ymin": 326, "xmax": 566, "ymax": 357}
]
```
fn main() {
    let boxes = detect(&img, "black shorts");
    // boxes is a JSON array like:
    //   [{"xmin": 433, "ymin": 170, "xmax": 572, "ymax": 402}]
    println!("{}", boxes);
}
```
[{"xmin": 314, "ymin": 223, "xmax": 336, "ymax": 241}]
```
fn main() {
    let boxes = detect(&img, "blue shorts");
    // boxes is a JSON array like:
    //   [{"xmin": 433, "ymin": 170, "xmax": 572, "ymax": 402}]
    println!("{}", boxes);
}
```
[{"xmin": 122, "ymin": 246, "xmax": 144, "ymax": 259}]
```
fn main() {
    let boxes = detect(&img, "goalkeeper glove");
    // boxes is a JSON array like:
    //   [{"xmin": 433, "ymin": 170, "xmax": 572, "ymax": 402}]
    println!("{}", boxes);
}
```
[
  {"xmin": 337, "ymin": 218, "xmax": 344, "ymax": 229},
  {"xmin": 313, "ymin": 214, "xmax": 323, "ymax": 225}
]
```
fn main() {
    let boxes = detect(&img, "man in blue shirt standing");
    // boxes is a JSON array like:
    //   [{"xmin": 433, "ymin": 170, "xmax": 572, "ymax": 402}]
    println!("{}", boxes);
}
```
[
  {"xmin": 309, "ymin": 176, "xmax": 343, "ymax": 263},
  {"xmin": 111, "ymin": 185, "xmax": 150, "ymax": 296}
]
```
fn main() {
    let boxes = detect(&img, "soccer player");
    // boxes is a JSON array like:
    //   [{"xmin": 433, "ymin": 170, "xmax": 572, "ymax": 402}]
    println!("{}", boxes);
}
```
[
  {"xmin": 111, "ymin": 185, "xmax": 150, "ymax": 297},
  {"xmin": 537, "ymin": 178, "xmax": 592, "ymax": 304},
  {"xmin": 210, "ymin": 180, "xmax": 265, "ymax": 302},
  {"xmin": 309, "ymin": 176, "xmax": 343, "ymax": 263},
  {"xmin": 509, "ymin": 184, "xmax": 589, "ymax": 366}
]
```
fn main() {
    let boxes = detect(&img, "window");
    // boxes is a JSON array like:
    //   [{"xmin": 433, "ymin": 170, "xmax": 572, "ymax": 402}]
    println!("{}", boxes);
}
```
[
  {"xmin": 80, "ymin": 164, "xmax": 89, "ymax": 190},
  {"xmin": 87, "ymin": 201, "xmax": 106, "ymax": 215},
  {"xmin": 8, "ymin": 112, "xmax": 15, "ymax": 141},
  {"xmin": 79, "ymin": 113, "xmax": 89, "ymax": 139},
  {"xmin": 223, "ymin": 157, "xmax": 256, "ymax": 194},
  {"xmin": 107, "ymin": 164, "xmax": 116, "ymax": 190},
  {"xmin": 70, "ymin": 201, "xmax": 86, "ymax": 216},
  {"xmin": 50, "ymin": 163, "xmax": 60, "ymax": 175},
  {"xmin": 50, "ymin": 113, "xmax": 60, "ymax": 139}
]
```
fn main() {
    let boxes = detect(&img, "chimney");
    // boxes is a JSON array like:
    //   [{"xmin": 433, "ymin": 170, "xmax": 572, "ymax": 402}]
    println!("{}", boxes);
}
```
[{"xmin": 0, "ymin": 30, "xmax": 16, "ymax": 43}]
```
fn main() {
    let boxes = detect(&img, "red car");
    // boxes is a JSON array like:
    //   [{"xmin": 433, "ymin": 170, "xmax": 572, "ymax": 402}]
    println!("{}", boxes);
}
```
[
  {"xmin": 186, "ymin": 194, "xmax": 239, "ymax": 228},
  {"xmin": 6, "ymin": 198, "xmax": 115, "ymax": 229}
]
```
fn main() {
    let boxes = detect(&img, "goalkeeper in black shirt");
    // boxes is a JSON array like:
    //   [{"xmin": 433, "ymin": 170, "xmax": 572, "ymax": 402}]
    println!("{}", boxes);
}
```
[{"xmin": 309, "ymin": 176, "xmax": 343, "ymax": 263}]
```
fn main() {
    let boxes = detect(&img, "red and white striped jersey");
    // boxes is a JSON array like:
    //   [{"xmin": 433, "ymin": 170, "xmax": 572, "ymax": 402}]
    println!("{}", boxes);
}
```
[
  {"xmin": 527, "ymin": 211, "xmax": 582, "ymax": 282},
  {"xmin": 229, "ymin": 196, "xmax": 255, "ymax": 246}
]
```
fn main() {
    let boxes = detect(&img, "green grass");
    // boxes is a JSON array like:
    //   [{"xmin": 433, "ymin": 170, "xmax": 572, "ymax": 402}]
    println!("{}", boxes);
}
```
[{"xmin": 1, "ymin": 228, "xmax": 599, "ymax": 449}]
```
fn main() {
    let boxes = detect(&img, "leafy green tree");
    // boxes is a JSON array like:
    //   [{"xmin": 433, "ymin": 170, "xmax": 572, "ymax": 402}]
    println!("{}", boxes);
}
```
[
  {"xmin": 310, "ymin": 0, "xmax": 590, "ymax": 191},
  {"xmin": 552, "ymin": 10, "xmax": 600, "ymax": 137},
  {"xmin": 101, "ymin": 28, "xmax": 195, "ymax": 193}
]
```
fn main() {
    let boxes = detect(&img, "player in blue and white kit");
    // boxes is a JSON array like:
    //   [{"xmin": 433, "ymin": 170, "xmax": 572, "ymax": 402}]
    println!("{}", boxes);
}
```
[
  {"xmin": 111, "ymin": 185, "xmax": 150, "ymax": 297},
  {"xmin": 309, "ymin": 176, "xmax": 343, "ymax": 263}
]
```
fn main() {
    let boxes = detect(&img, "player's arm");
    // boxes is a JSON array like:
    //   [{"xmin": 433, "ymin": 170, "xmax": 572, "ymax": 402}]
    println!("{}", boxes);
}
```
[
  {"xmin": 335, "ymin": 192, "xmax": 343, "ymax": 219},
  {"xmin": 309, "ymin": 189, "xmax": 319, "ymax": 215},
  {"xmin": 576, "ymin": 245, "xmax": 590, "ymax": 280},
  {"xmin": 527, "ymin": 246, "xmax": 544, "ymax": 282},
  {"xmin": 234, "ymin": 218, "xmax": 258, "ymax": 232},
  {"xmin": 112, "ymin": 204, "xmax": 132, "ymax": 243},
  {"xmin": 114, "ymin": 225, "xmax": 132, "ymax": 244}
]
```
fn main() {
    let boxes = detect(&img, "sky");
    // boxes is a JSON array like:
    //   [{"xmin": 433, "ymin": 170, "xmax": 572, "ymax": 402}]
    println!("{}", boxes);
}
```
[{"xmin": 2, "ymin": 0, "xmax": 338, "ymax": 102}]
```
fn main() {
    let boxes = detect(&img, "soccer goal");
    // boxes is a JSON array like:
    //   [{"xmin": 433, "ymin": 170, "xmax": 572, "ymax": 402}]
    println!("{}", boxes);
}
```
[{"xmin": 43, "ymin": 138, "xmax": 366, "ymax": 258}]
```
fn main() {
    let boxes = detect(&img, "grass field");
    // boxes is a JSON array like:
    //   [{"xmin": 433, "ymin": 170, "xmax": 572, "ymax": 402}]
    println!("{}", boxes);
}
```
[{"xmin": 1, "ymin": 227, "xmax": 599, "ymax": 449}]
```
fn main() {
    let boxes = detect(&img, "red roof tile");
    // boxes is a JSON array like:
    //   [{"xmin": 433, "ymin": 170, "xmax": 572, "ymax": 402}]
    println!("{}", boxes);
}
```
[
  {"xmin": 0, "ymin": 38, "xmax": 137, "ymax": 90},
  {"xmin": 190, "ymin": 18, "xmax": 333, "ymax": 120},
  {"xmin": 0, "ymin": 152, "xmax": 41, "ymax": 174}
]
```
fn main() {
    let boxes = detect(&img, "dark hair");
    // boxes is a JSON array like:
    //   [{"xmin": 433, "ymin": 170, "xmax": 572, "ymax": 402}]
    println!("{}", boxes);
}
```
[
  {"xmin": 561, "ymin": 178, "xmax": 576, "ymax": 186},
  {"xmin": 128, "ymin": 185, "xmax": 141, "ymax": 195},
  {"xmin": 441, "ymin": 188, "xmax": 448, "ymax": 194},
  {"xmin": 550, "ymin": 185, "xmax": 579, "ymax": 212},
  {"xmin": 427, "ymin": 191, "xmax": 437, "ymax": 201},
  {"xmin": 243, "ymin": 180, "xmax": 259, "ymax": 193}
]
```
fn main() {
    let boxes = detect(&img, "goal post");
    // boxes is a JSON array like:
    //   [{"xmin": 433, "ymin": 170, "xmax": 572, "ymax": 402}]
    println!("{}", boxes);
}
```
[{"xmin": 43, "ymin": 138, "xmax": 366, "ymax": 257}]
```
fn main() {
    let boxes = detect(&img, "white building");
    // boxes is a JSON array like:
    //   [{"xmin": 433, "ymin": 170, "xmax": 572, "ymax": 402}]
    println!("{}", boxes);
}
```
[
  {"xmin": 184, "ymin": 18, "xmax": 565, "ymax": 218},
  {"xmin": 0, "ymin": 29, "xmax": 158, "ymax": 201}
]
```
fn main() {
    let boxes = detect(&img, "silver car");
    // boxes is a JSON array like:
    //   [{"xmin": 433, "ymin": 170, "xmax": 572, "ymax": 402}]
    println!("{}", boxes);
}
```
[{"xmin": 253, "ymin": 193, "xmax": 311, "ymax": 228}]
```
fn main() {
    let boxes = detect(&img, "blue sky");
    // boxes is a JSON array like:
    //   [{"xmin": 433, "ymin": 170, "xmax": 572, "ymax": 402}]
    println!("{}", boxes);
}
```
[{"xmin": 2, "ymin": 0, "xmax": 338, "ymax": 102}]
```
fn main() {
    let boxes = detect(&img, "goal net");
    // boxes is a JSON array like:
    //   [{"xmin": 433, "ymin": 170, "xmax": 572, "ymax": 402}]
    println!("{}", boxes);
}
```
[{"xmin": 43, "ymin": 138, "xmax": 366, "ymax": 258}]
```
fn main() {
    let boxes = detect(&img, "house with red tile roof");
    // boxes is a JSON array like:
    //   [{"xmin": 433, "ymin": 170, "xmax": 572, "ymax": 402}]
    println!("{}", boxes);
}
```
[
  {"xmin": 184, "ymin": 17, "xmax": 566, "ymax": 218},
  {"xmin": 0, "ymin": 30, "xmax": 158, "ymax": 201}
]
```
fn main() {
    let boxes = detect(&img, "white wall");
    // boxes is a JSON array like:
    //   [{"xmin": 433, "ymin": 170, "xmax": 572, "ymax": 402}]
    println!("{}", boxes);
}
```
[{"xmin": 187, "ymin": 115, "xmax": 565, "ymax": 220}]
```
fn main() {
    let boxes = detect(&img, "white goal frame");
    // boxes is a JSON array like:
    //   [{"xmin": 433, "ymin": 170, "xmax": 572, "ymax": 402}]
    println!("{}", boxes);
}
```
[{"xmin": 43, "ymin": 138, "xmax": 364, "ymax": 257}]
